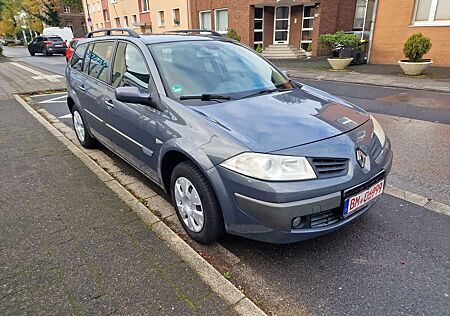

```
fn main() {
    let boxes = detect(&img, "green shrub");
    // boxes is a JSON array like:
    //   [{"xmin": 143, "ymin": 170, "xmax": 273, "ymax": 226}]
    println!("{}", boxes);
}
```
[
  {"xmin": 255, "ymin": 43, "xmax": 263, "ymax": 54},
  {"xmin": 403, "ymin": 32, "xmax": 432, "ymax": 62},
  {"xmin": 226, "ymin": 29, "xmax": 241, "ymax": 42},
  {"xmin": 318, "ymin": 30, "xmax": 360, "ymax": 58}
]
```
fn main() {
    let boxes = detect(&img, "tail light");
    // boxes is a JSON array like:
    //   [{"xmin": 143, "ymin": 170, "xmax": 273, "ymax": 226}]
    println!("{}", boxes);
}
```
[{"xmin": 44, "ymin": 41, "xmax": 52, "ymax": 45}]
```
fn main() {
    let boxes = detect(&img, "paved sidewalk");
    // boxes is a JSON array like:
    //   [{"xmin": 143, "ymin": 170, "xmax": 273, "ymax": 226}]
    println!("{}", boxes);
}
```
[
  {"xmin": 273, "ymin": 58, "xmax": 450, "ymax": 93},
  {"xmin": 0, "ymin": 98, "xmax": 236, "ymax": 314}
]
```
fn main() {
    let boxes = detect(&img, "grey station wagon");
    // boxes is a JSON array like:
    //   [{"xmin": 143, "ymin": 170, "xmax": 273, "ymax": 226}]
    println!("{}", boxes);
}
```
[{"xmin": 66, "ymin": 28, "xmax": 393, "ymax": 244}]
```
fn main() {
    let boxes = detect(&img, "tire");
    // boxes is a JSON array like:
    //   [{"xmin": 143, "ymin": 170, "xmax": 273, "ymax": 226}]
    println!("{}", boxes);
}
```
[
  {"xmin": 170, "ymin": 161, "xmax": 225, "ymax": 244},
  {"xmin": 29, "ymin": 51, "xmax": 35, "ymax": 56},
  {"xmin": 42, "ymin": 48, "xmax": 48, "ymax": 56},
  {"xmin": 72, "ymin": 106, "xmax": 97, "ymax": 148}
]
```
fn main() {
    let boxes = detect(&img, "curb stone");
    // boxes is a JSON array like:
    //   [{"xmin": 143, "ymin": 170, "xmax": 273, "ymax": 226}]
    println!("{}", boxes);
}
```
[{"xmin": 14, "ymin": 94, "xmax": 267, "ymax": 316}]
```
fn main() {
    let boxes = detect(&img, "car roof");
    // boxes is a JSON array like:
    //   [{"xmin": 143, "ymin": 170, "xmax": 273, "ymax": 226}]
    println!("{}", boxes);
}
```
[{"xmin": 78, "ymin": 33, "xmax": 229, "ymax": 46}]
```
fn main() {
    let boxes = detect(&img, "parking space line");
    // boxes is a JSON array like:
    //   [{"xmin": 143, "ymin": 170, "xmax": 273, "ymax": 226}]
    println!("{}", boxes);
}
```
[{"xmin": 10, "ymin": 62, "xmax": 63, "ymax": 82}]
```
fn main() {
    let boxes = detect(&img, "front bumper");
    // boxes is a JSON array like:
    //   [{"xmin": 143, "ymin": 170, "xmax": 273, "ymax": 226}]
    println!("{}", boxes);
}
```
[{"xmin": 207, "ymin": 138, "xmax": 393, "ymax": 244}]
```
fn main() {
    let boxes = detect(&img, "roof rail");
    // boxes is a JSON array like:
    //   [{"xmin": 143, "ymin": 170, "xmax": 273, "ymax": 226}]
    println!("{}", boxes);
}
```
[
  {"xmin": 85, "ymin": 28, "xmax": 140, "ymax": 38},
  {"xmin": 166, "ymin": 29, "xmax": 223, "ymax": 37}
]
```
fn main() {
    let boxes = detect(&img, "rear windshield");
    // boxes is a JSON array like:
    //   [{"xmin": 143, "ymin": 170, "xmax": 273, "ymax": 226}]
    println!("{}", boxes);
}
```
[{"xmin": 46, "ymin": 36, "xmax": 64, "ymax": 42}]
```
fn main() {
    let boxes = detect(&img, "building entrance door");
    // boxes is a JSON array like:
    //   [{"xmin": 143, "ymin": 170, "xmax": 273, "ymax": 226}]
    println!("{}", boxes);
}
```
[{"xmin": 273, "ymin": 6, "xmax": 290, "ymax": 44}]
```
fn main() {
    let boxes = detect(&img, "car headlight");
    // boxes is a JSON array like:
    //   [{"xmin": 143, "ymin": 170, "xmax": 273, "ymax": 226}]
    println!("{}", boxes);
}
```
[
  {"xmin": 371, "ymin": 115, "xmax": 386, "ymax": 147},
  {"xmin": 220, "ymin": 153, "xmax": 317, "ymax": 181}
]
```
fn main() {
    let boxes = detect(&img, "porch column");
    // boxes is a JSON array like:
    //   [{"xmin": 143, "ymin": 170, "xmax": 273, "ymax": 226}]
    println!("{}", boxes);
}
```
[{"xmin": 289, "ymin": 5, "xmax": 303, "ymax": 49}]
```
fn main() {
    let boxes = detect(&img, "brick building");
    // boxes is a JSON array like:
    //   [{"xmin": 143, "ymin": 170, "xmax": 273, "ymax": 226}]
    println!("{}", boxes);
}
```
[
  {"xmin": 369, "ymin": 0, "xmax": 450, "ymax": 66},
  {"xmin": 58, "ymin": 5, "xmax": 86, "ymax": 37},
  {"xmin": 189, "ymin": 0, "xmax": 365, "ymax": 57}
]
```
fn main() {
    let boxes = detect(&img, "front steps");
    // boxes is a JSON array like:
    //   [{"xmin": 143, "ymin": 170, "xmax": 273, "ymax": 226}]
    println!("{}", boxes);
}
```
[{"xmin": 262, "ymin": 44, "xmax": 308, "ymax": 59}]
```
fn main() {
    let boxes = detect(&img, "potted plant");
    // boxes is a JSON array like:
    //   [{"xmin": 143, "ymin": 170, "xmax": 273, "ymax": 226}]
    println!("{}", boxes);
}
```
[
  {"xmin": 255, "ymin": 43, "xmax": 263, "ymax": 54},
  {"xmin": 398, "ymin": 33, "xmax": 432, "ymax": 76},
  {"xmin": 319, "ymin": 31, "xmax": 360, "ymax": 70}
]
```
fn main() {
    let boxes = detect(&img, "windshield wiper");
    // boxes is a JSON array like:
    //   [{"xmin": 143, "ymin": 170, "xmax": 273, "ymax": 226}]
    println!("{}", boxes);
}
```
[
  {"xmin": 179, "ymin": 94, "xmax": 232, "ymax": 101},
  {"xmin": 241, "ymin": 88, "xmax": 291, "ymax": 99}
]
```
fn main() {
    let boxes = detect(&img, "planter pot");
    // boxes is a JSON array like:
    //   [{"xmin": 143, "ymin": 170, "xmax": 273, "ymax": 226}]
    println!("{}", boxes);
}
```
[
  {"xmin": 327, "ymin": 58, "xmax": 353, "ymax": 70},
  {"xmin": 398, "ymin": 60, "xmax": 433, "ymax": 76}
]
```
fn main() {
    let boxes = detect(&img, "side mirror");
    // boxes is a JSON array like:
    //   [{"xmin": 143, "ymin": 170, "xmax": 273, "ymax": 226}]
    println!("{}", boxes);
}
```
[{"xmin": 115, "ymin": 86, "xmax": 154, "ymax": 107}]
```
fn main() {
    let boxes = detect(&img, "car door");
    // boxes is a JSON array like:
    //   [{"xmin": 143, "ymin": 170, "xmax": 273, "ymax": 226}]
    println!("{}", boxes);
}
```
[
  {"xmin": 103, "ymin": 41, "xmax": 162, "ymax": 182},
  {"xmin": 33, "ymin": 37, "xmax": 43, "ymax": 53},
  {"xmin": 80, "ymin": 41, "xmax": 115, "ymax": 145},
  {"xmin": 67, "ymin": 42, "xmax": 88, "ymax": 112}
]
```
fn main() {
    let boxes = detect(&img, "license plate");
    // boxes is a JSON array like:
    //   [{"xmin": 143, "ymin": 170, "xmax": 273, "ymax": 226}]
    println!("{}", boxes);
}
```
[
  {"xmin": 55, "ymin": 45, "xmax": 62, "ymax": 47},
  {"xmin": 343, "ymin": 179, "xmax": 385, "ymax": 217}
]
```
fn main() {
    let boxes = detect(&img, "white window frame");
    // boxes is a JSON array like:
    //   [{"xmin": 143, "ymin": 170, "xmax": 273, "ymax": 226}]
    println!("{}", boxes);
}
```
[
  {"xmin": 63, "ymin": 6, "xmax": 71, "ymax": 13},
  {"xmin": 214, "ymin": 8, "xmax": 228, "ymax": 35},
  {"xmin": 172, "ymin": 8, "xmax": 181, "ymax": 26},
  {"xmin": 301, "ymin": 5, "xmax": 315, "ymax": 50},
  {"xmin": 111, "ymin": 0, "xmax": 118, "ymax": 4},
  {"xmin": 157, "ymin": 10, "xmax": 165, "ymax": 27},
  {"xmin": 412, "ymin": 0, "xmax": 450, "ymax": 26},
  {"xmin": 253, "ymin": 7, "xmax": 264, "ymax": 48},
  {"xmin": 96, "ymin": 1, "xmax": 101, "ymax": 12},
  {"xmin": 199, "ymin": 10, "xmax": 212, "ymax": 30},
  {"xmin": 141, "ymin": 0, "xmax": 149, "ymax": 13}
]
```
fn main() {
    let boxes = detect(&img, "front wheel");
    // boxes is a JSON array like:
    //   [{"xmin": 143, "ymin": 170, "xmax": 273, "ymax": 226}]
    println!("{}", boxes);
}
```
[
  {"xmin": 170, "ymin": 161, "xmax": 225, "ymax": 244},
  {"xmin": 29, "ymin": 51, "xmax": 35, "ymax": 56},
  {"xmin": 72, "ymin": 107, "xmax": 97, "ymax": 148}
]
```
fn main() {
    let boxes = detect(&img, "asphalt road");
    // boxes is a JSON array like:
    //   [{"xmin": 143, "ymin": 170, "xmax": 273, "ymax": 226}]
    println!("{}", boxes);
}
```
[{"xmin": 1, "ymin": 46, "xmax": 67, "ymax": 75}]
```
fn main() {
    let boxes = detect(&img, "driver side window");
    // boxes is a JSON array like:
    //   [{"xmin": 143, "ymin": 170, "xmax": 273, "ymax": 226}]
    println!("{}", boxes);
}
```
[{"xmin": 112, "ymin": 42, "xmax": 150, "ymax": 91}]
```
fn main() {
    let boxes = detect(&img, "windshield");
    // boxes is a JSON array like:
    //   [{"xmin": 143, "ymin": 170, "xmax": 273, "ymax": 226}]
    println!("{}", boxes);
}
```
[{"xmin": 148, "ymin": 40, "xmax": 293, "ymax": 103}]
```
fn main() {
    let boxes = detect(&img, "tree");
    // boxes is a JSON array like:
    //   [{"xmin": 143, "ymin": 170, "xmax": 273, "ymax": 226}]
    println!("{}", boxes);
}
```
[{"xmin": 22, "ymin": 0, "xmax": 60, "ymax": 27}]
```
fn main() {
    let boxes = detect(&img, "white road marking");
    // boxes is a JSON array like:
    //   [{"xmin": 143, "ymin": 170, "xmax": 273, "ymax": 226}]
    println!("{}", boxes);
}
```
[
  {"xmin": 38, "ymin": 95, "xmax": 67, "ymax": 104},
  {"xmin": 10, "ymin": 62, "xmax": 63, "ymax": 82},
  {"xmin": 59, "ymin": 114, "xmax": 72, "ymax": 119}
]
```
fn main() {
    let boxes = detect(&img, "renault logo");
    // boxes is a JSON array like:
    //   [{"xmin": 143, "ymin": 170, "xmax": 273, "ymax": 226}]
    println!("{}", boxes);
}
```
[{"xmin": 356, "ymin": 149, "xmax": 367, "ymax": 168}]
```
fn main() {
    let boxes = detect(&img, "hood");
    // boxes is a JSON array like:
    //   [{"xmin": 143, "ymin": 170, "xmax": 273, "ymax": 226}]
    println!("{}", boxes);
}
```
[{"xmin": 191, "ymin": 85, "xmax": 370, "ymax": 152}]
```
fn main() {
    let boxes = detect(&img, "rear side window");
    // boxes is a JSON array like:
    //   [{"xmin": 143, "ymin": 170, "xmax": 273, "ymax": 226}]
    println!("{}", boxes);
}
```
[
  {"xmin": 86, "ymin": 41, "xmax": 114, "ymax": 83},
  {"xmin": 70, "ymin": 43, "xmax": 88, "ymax": 71},
  {"xmin": 112, "ymin": 42, "xmax": 150, "ymax": 91},
  {"xmin": 70, "ymin": 40, "xmax": 78, "ymax": 48}
]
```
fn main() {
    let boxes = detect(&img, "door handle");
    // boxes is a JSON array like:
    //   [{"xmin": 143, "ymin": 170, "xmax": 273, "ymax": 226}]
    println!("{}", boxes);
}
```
[
  {"xmin": 79, "ymin": 85, "xmax": 86, "ymax": 92},
  {"xmin": 105, "ymin": 100, "xmax": 115, "ymax": 108}
]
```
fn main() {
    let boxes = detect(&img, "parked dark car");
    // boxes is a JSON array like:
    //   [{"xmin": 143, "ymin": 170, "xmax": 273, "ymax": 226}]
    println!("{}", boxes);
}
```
[
  {"xmin": 28, "ymin": 35, "xmax": 67, "ymax": 56},
  {"xmin": 66, "ymin": 28, "xmax": 392, "ymax": 244},
  {"xmin": 66, "ymin": 38, "xmax": 80, "ymax": 61}
]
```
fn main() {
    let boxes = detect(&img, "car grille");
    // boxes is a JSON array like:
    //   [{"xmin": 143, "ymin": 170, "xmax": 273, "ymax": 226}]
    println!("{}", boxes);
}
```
[
  {"xmin": 311, "ymin": 158, "xmax": 349, "ymax": 179},
  {"xmin": 369, "ymin": 137, "xmax": 383, "ymax": 158},
  {"xmin": 310, "ymin": 208, "xmax": 340, "ymax": 228}
]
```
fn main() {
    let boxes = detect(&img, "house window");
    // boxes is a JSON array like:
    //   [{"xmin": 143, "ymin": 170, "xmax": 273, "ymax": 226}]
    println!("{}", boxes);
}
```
[
  {"xmin": 103, "ymin": 9, "xmax": 110, "ymax": 22},
  {"xmin": 253, "ymin": 7, "xmax": 264, "ymax": 49},
  {"xmin": 200, "ymin": 11, "xmax": 211, "ymax": 30},
  {"xmin": 158, "ymin": 10, "xmax": 165, "ymax": 27},
  {"xmin": 90, "ymin": 4, "xmax": 95, "ymax": 13},
  {"xmin": 413, "ymin": 0, "xmax": 450, "ymax": 25},
  {"xmin": 215, "ymin": 9, "xmax": 228, "ymax": 33},
  {"xmin": 141, "ymin": 0, "xmax": 149, "ymax": 12},
  {"xmin": 301, "ymin": 5, "xmax": 315, "ymax": 52},
  {"xmin": 124, "ymin": 16, "xmax": 129, "ymax": 27},
  {"xmin": 173, "ymin": 8, "xmax": 181, "ymax": 26},
  {"xmin": 353, "ymin": 0, "xmax": 367, "ymax": 29},
  {"xmin": 63, "ymin": 6, "xmax": 71, "ymax": 13},
  {"xmin": 114, "ymin": 17, "xmax": 121, "ymax": 28},
  {"xmin": 66, "ymin": 21, "xmax": 73, "ymax": 31},
  {"xmin": 96, "ymin": 1, "xmax": 101, "ymax": 12},
  {"xmin": 132, "ymin": 15, "xmax": 137, "ymax": 26}
]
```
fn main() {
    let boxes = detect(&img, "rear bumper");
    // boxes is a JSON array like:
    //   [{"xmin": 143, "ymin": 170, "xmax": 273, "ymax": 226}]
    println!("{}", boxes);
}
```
[{"xmin": 47, "ymin": 47, "xmax": 67, "ymax": 53}]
